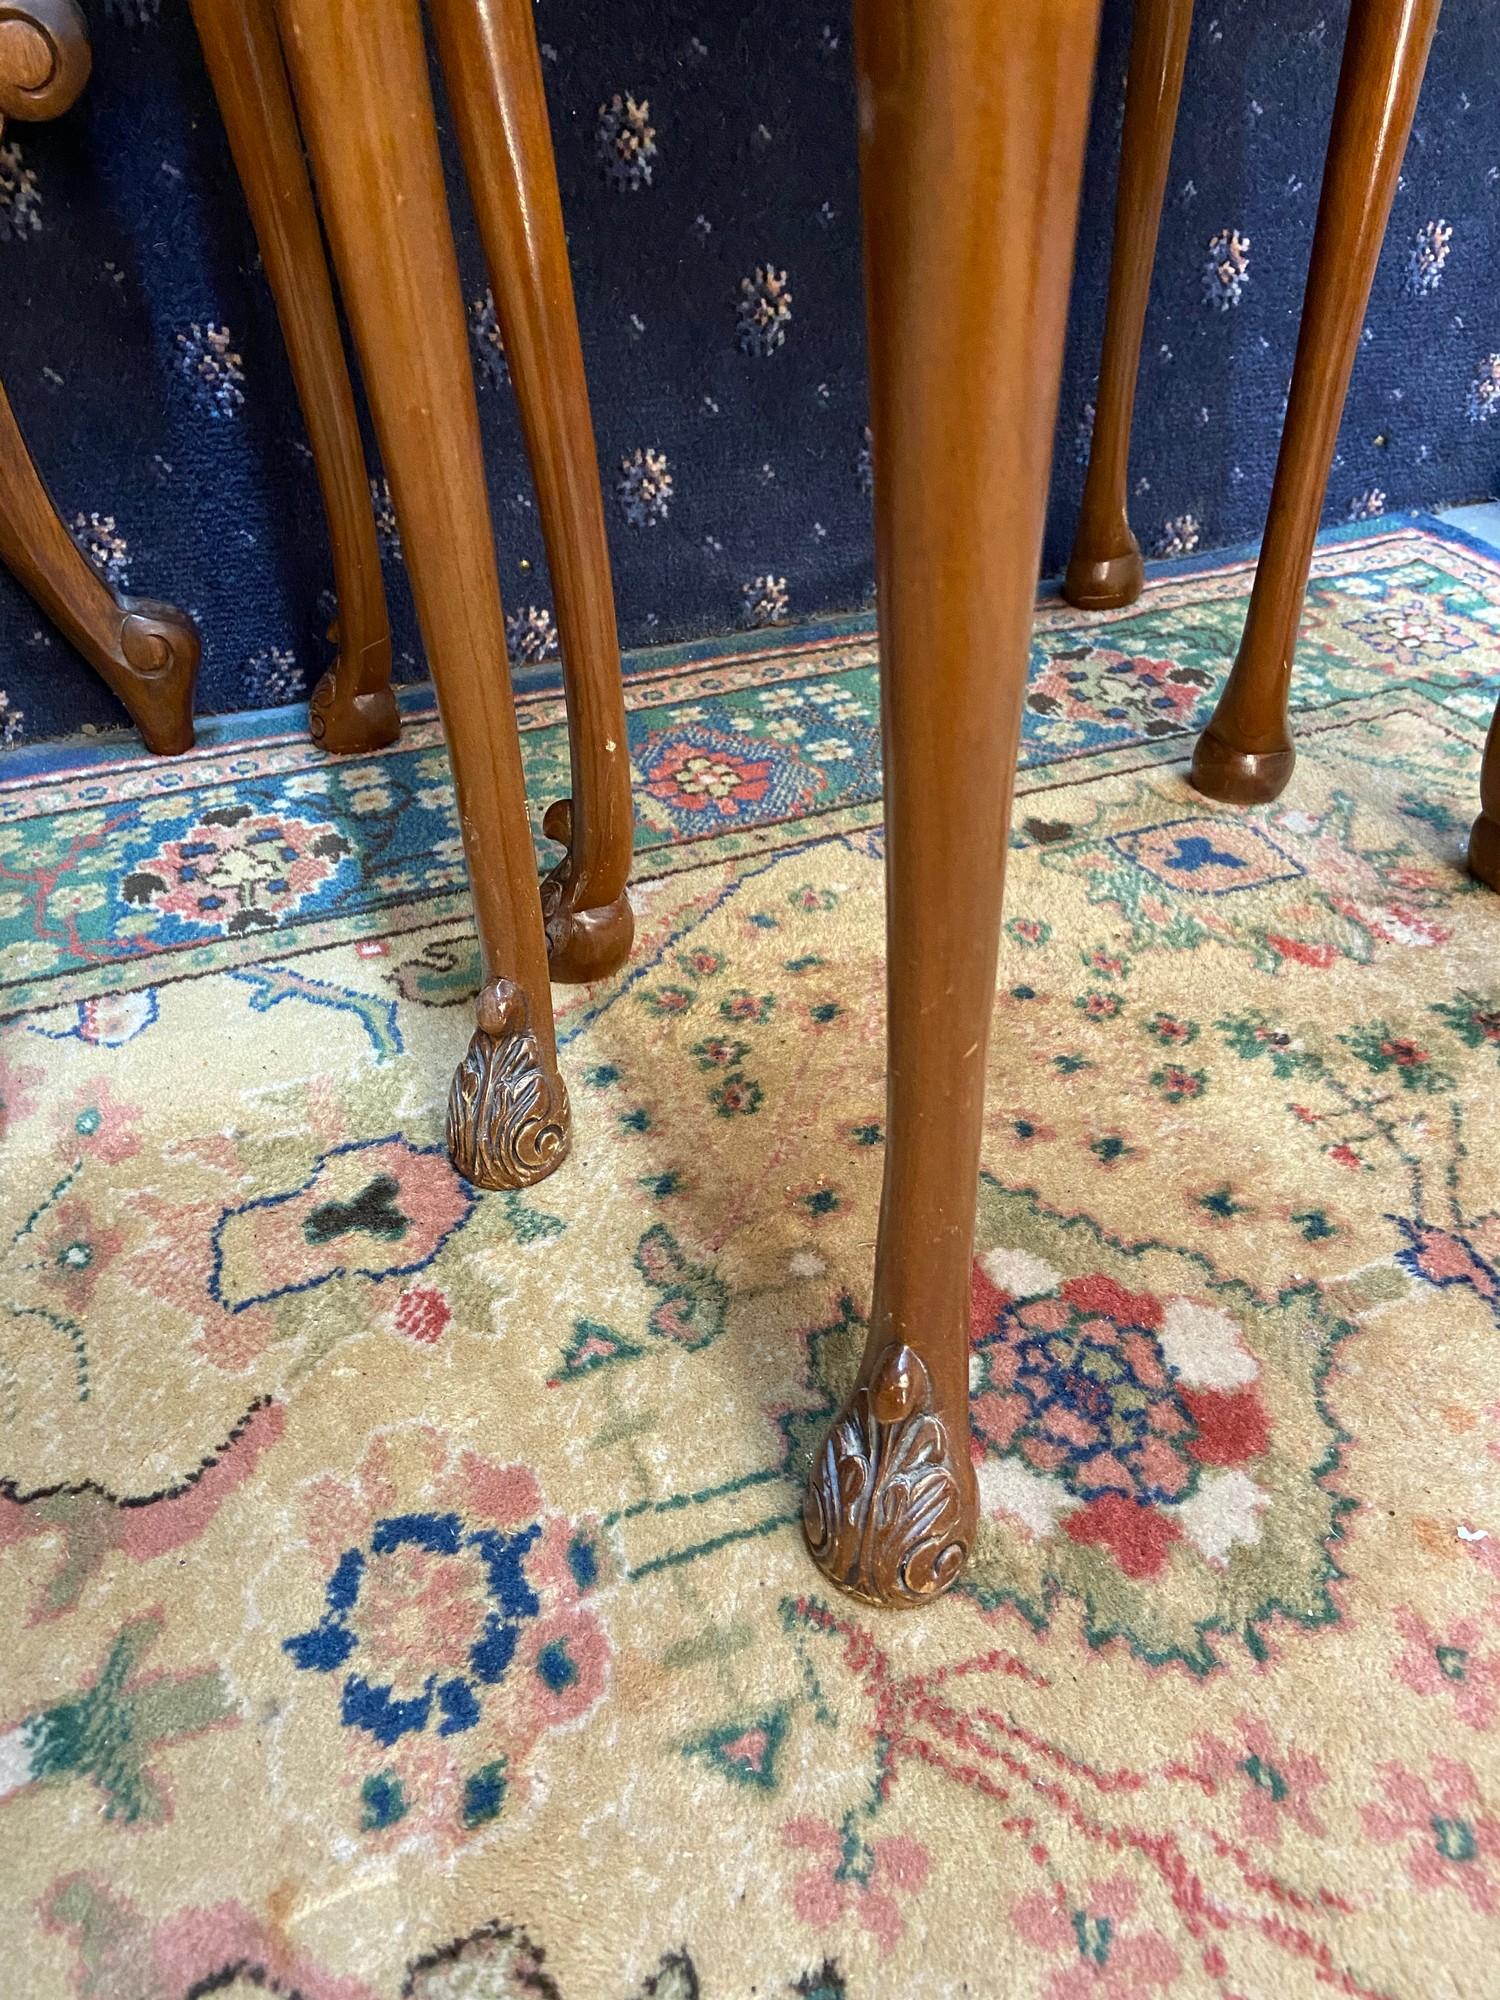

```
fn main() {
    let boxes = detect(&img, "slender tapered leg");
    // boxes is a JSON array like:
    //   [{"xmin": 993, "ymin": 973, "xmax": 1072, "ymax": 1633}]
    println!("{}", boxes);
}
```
[
  {"xmin": 0, "ymin": 0, "xmax": 198, "ymax": 754},
  {"xmin": 1470, "ymin": 705, "xmax": 1500, "ymax": 892},
  {"xmin": 189, "ymin": 0, "xmax": 397, "ymax": 756},
  {"xmin": 1063, "ymin": 0, "xmax": 1194, "ymax": 611},
  {"xmin": 802, "ymin": 0, "xmax": 1102, "ymax": 1609},
  {"xmin": 428, "ymin": 0, "xmax": 633, "ymax": 983},
  {"xmin": 275, "ymin": 0, "xmax": 567, "ymax": 1188},
  {"xmin": 1191, "ymin": 0, "xmax": 1441, "ymax": 805}
]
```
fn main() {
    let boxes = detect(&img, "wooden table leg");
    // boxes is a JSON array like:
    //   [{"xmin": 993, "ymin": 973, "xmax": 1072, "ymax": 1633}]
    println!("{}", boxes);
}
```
[
  {"xmin": 189, "ymin": 0, "xmax": 397, "ymax": 757},
  {"xmin": 0, "ymin": 0, "xmax": 199, "ymax": 755},
  {"xmin": 0, "ymin": 381, "xmax": 200, "ymax": 752},
  {"xmin": 802, "ymin": 0, "xmax": 1102, "ymax": 1609},
  {"xmin": 276, "ymin": 0, "xmax": 568, "ymax": 1190},
  {"xmin": 1470, "ymin": 704, "xmax": 1500, "ymax": 892},
  {"xmin": 1063, "ymin": 0, "xmax": 1195, "ymax": 611},
  {"xmin": 1190, "ymin": 0, "xmax": 1441, "ymax": 806},
  {"xmin": 430, "ymin": 0, "xmax": 634, "ymax": 985}
]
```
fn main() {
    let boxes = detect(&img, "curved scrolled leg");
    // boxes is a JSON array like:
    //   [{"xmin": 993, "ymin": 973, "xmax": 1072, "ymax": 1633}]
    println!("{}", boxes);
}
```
[
  {"xmin": 0, "ymin": 380, "xmax": 199, "ymax": 753},
  {"xmin": 1063, "ymin": 0, "xmax": 1194, "ymax": 612},
  {"xmin": 277, "ymin": 0, "xmax": 568, "ymax": 1188},
  {"xmin": 1190, "ymin": 0, "xmax": 1441, "ymax": 806},
  {"xmin": 1469, "ymin": 705, "xmax": 1500, "ymax": 892},
  {"xmin": 1, "ymin": 0, "xmax": 198, "ymax": 755},
  {"xmin": 429, "ymin": 0, "xmax": 634, "ymax": 984},
  {"xmin": 189, "ymin": 0, "xmax": 397, "ymax": 756},
  {"xmin": 804, "ymin": 0, "xmax": 1102, "ymax": 1608},
  {"xmin": 0, "ymin": 0, "xmax": 91, "ymax": 125}
]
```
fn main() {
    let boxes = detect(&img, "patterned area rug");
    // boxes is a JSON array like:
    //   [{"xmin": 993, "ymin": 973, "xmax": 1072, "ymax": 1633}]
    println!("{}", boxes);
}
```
[{"xmin": 3, "ymin": 520, "xmax": 1500, "ymax": 1999}]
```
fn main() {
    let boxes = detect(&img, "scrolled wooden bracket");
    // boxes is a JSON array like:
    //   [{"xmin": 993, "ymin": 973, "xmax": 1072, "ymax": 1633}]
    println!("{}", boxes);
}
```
[
  {"xmin": 0, "ymin": 0, "xmax": 91, "ymax": 125},
  {"xmin": 803, "ymin": 1342, "xmax": 976, "ymax": 1609},
  {"xmin": 446, "ymin": 976, "xmax": 570, "ymax": 1189},
  {"xmin": 308, "ymin": 622, "xmax": 399, "ymax": 754},
  {"xmin": 538, "ymin": 796, "xmax": 634, "ymax": 983}
]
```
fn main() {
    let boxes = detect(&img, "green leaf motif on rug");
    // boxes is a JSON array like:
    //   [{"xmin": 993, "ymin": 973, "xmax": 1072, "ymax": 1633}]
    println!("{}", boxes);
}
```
[{"xmin": 681, "ymin": 1708, "xmax": 789, "ymax": 1791}]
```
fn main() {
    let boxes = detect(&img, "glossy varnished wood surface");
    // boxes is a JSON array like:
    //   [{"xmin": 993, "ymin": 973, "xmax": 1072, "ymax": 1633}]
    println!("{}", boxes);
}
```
[
  {"xmin": 276, "ymin": 0, "xmax": 569, "ymax": 1182},
  {"xmin": 190, "ymin": 0, "xmax": 398, "ymax": 757},
  {"xmin": 430, "ymin": 0, "xmax": 633, "ymax": 982},
  {"xmin": 1191, "ymin": 0, "xmax": 1442, "ymax": 804},
  {"xmin": 1064, "ymin": 0, "xmax": 1195, "ymax": 612},
  {"xmin": 803, "ymin": 0, "xmax": 1103, "ymax": 1609},
  {"xmin": 0, "ymin": 0, "xmax": 199, "ymax": 754}
]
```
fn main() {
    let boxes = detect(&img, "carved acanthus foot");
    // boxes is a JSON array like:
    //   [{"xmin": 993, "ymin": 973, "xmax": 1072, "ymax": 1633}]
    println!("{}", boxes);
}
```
[
  {"xmin": 309, "ymin": 659, "xmax": 400, "ymax": 756},
  {"xmin": 111, "ymin": 598, "xmax": 200, "ymax": 756},
  {"xmin": 803, "ymin": 1342, "xmax": 976, "ymax": 1609},
  {"xmin": 446, "ymin": 977, "xmax": 570, "ymax": 1189},
  {"xmin": 539, "ymin": 798, "xmax": 634, "ymax": 983}
]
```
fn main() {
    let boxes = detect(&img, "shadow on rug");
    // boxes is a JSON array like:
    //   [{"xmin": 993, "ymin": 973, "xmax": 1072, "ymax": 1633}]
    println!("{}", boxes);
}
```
[{"xmin": 2, "ymin": 522, "xmax": 1499, "ymax": 1997}]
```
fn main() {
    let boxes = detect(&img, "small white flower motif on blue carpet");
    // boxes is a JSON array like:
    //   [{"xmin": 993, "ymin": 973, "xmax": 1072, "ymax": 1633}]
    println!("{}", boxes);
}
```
[
  {"xmin": 742, "ymin": 575, "xmax": 789, "ymax": 627},
  {"xmin": 1153, "ymin": 513, "xmax": 1201, "ymax": 558},
  {"xmin": 71, "ymin": 514, "xmax": 130, "ymax": 589},
  {"xmin": 0, "ymin": 140, "xmax": 41, "ymax": 242},
  {"xmin": 1407, "ymin": 218, "xmax": 1453, "ymax": 295},
  {"xmin": 1348, "ymin": 487, "xmax": 1387, "ymax": 522},
  {"xmin": 736, "ymin": 267, "xmax": 793, "ymax": 356},
  {"xmin": 507, "ymin": 605, "xmax": 559, "ymax": 664},
  {"xmin": 468, "ymin": 289, "xmax": 508, "ymax": 391},
  {"xmin": 618, "ymin": 447, "xmax": 673, "ymax": 526},
  {"xmin": 1202, "ymin": 228, "xmax": 1250, "ymax": 311},
  {"xmin": 176, "ymin": 323, "xmax": 244, "ymax": 418},
  {"xmin": 1466, "ymin": 354, "xmax": 1500, "ymax": 424},
  {"xmin": 597, "ymin": 93, "xmax": 657, "ymax": 190}
]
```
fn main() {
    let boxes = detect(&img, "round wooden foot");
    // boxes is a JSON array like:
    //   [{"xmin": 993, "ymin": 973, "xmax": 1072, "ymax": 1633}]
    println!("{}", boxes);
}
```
[
  {"xmin": 803, "ymin": 1343, "xmax": 976, "ymax": 1609},
  {"xmin": 446, "ymin": 977, "xmax": 570, "ymax": 1189},
  {"xmin": 1469, "ymin": 811, "xmax": 1500, "ymax": 892},
  {"xmin": 539, "ymin": 798, "xmax": 634, "ymax": 982},
  {"xmin": 118, "ymin": 599, "xmax": 200, "ymax": 756},
  {"xmin": 1188, "ymin": 725, "xmax": 1295, "ymax": 806},
  {"xmin": 308, "ymin": 665, "xmax": 401, "ymax": 755},
  {"xmin": 1061, "ymin": 538, "xmax": 1145, "ymax": 612}
]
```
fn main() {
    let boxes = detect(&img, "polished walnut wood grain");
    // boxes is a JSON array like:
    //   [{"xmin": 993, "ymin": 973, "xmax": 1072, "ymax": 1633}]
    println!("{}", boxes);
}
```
[
  {"xmin": 276, "ymin": 0, "xmax": 567, "ymax": 1186},
  {"xmin": 1191, "ymin": 0, "xmax": 1442, "ymax": 805},
  {"xmin": 0, "ymin": 0, "xmax": 199, "ymax": 754},
  {"xmin": 430, "ymin": 0, "xmax": 633, "ymax": 983},
  {"xmin": 190, "ymin": 0, "xmax": 397, "ymax": 757},
  {"xmin": 1064, "ymin": 0, "xmax": 1195, "ymax": 612},
  {"xmin": 803, "ymin": 0, "xmax": 1102, "ymax": 1609}
]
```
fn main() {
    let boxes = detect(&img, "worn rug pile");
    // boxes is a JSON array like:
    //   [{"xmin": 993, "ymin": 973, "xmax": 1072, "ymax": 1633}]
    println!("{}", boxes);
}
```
[{"xmin": 3, "ymin": 521, "xmax": 1500, "ymax": 1999}]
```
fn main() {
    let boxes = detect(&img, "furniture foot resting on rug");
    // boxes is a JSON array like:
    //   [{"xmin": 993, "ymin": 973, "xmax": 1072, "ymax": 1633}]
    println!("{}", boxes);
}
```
[
  {"xmin": 1470, "ymin": 705, "xmax": 1500, "ymax": 893},
  {"xmin": 277, "ymin": 0, "xmax": 571, "ymax": 1187},
  {"xmin": 0, "ymin": 1, "xmax": 200, "ymax": 755},
  {"xmin": 1189, "ymin": 0, "xmax": 1441, "ymax": 806},
  {"xmin": 802, "ymin": 0, "xmax": 1101, "ymax": 1607},
  {"xmin": 1063, "ymin": 0, "xmax": 1195, "ymax": 613},
  {"xmin": 447, "ymin": 976, "xmax": 570, "ymax": 1189},
  {"xmin": 190, "ymin": 0, "xmax": 398, "ymax": 758}
]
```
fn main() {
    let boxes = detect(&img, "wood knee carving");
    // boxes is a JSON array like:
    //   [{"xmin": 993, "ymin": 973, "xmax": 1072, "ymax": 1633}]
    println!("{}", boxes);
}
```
[{"xmin": 0, "ymin": 0, "xmax": 200, "ymax": 754}]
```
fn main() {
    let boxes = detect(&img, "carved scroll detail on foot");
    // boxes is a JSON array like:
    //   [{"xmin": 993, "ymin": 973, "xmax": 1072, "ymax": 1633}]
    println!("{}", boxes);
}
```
[
  {"xmin": 114, "ymin": 599, "xmax": 201, "ymax": 756},
  {"xmin": 803, "ymin": 1342, "xmax": 974, "ymax": 1609},
  {"xmin": 539, "ymin": 797, "xmax": 634, "ymax": 983},
  {"xmin": 446, "ymin": 977, "xmax": 570, "ymax": 1189}
]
